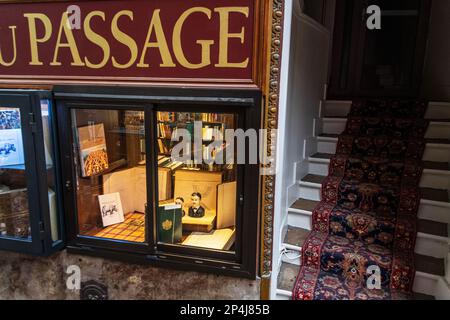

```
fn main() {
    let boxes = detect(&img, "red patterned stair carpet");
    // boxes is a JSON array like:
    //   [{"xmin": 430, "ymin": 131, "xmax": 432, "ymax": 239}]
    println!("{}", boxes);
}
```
[{"xmin": 292, "ymin": 100, "xmax": 428, "ymax": 300}]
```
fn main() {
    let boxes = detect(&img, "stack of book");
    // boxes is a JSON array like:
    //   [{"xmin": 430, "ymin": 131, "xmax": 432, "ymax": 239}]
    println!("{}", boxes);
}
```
[{"xmin": 158, "ymin": 156, "xmax": 185, "ymax": 171}]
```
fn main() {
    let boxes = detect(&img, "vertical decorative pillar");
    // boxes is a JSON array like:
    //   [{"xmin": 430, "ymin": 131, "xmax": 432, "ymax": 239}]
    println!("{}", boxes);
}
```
[{"xmin": 260, "ymin": 0, "xmax": 285, "ymax": 300}]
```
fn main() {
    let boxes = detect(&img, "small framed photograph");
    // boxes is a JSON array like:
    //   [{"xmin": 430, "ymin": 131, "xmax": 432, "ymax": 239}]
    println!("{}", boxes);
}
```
[{"xmin": 98, "ymin": 192, "xmax": 125, "ymax": 227}]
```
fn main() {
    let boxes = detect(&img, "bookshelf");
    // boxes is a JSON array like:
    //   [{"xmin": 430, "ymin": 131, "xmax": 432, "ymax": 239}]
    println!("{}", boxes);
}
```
[{"xmin": 156, "ymin": 111, "xmax": 235, "ymax": 175}]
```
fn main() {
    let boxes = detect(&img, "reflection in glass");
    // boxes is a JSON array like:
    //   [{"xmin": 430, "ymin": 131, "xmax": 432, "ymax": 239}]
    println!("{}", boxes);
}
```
[
  {"xmin": 41, "ymin": 100, "xmax": 59, "ymax": 242},
  {"xmin": 156, "ymin": 111, "xmax": 237, "ymax": 251},
  {"xmin": 0, "ymin": 107, "xmax": 31, "ymax": 239},
  {"xmin": 72, "ymin": 109, "xmax": 146, "ymax": 243}
]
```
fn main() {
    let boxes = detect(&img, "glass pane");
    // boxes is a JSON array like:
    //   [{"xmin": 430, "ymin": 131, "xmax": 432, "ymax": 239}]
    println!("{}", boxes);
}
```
[
  {"xmin": 156, "ymin": 111, "xmax": 237, "ymax": 252},
  {"xmin": 72, "ymin": 109, "xmax": 146, "ymax": 243},
  {"xmin": 0, "ymin": 107, "xmax": 31, "ymax": 239},
  {"xmin": 41, "ymin": 100, "xmax": 60, "ymax": 242}
]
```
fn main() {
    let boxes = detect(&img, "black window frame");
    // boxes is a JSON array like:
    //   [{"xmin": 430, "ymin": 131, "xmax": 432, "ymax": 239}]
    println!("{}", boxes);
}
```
[
  {"xmin": 55, "ymin": 85, "xmax": 262, "ymax": 279},
  {"xmin": 0, "ymin": 90, "xmax": 64, "ymax": 255}
]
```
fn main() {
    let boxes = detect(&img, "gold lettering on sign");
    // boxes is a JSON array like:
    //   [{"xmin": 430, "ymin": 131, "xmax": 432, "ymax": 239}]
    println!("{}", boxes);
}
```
[
  {"xmin": 0, "ymin": 26, "xmax": 17, "ymax": 67},
  {"xmin": 51, "ymin": 12, "xmax": 85, "ymax": 66},
  {"xmin": 138, "ymin": 9, "xmax": 175, "ymax": 68},
  {"xmin": 24, "ymin": 13, "xmax": 52, "ymax": 66},
  {"xmin": 84, "ymin": 11, "xmax": 110, "ymax": 69},
  {"xmin": 214, "ymin": 7, "xmax": 249, "ymax": 68},
  {"xmin": 173, "ymin": 7, "xmax": 214, "ymax": 69},
  {"xmin": 111, "ymin": 10, "xmax": 138, "ymax": 69}
]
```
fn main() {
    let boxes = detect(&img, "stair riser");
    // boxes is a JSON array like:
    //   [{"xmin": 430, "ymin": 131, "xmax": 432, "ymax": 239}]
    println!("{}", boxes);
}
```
[
  {"xmin": 413, "ymin": 274, "xmax": 439, "ymax": 297},
  {"xmin": 299, "ymin": 183, "xmax": 450, "ymax": 224},
  {"xmin": 322, "ymin": 101, "xmax": 351, "ymax": 118},
  {"xmin": 322, "ymin": 101, "xmax": 450, "ymax": 120},
  {"xmin": 308, "ymin": 161, "xmax": 450, "ymax": 190},
  {"xmin": 287, "ymin": 211, "xmax": 449, "ymax": 259},
  {"xmin": 418, "ymin": 203, "xmax": 450, "ymax": 224},
  {"xmin": 426, "ymin": 103, "xmax": 450, "ymax": 120},
  {"xmin": 320, "ymin": 119, "xmax": 450, "ymax": 140},
  {"xmin": 317, "ymin": 139, "xmax": 450, "ymax": 162}
]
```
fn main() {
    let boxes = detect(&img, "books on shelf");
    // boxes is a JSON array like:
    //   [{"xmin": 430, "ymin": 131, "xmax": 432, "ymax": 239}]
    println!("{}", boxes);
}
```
[
  {"xmin": 157, "ymin": 138, "xmax": 170, "ymax": 155},
  {"xmin": 157, "ymin": 112, "xmax": 176, "ymax": 122},
  {"xmin": 158, "ymin": 123, "xmax": 173, "ymax": 139},
  {"xmin": 157, "ymin": 167, "xmax": 172, "ymax": 201}
]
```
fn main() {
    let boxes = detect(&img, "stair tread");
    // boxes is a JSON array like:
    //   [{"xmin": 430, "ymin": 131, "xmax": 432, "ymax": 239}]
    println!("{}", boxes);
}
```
[
  {"xmin": 302, "ymin": 174, "xmax": 326, "ymax": 184},
  {"xmin": 318, "ymin": 133, "xmax": 339, "ymax": 139},
  {"xmin": 284, "ymin": 226, "xmax": 309, "ymax": 248},
  {"xmin": 310, "ymin": 153, "xmax": 450, "ymax": 171},
  {"xmin": 291, "ymin": 198, "xmax": 318, "ymax": 212},
  {"xmin": 301, "ymin": 174, "xmax": 450, "ymax": 203},
  {"xmin": 322, "ymin": 117, "xmax": 450, "ymax": 123},
  {"xmin": 318, "ymin": 134, "xmax": 450, "ymax": 145},
  {"xmin": 279, "ymin": 254, "xmax": 445, "ymax": 278},
  {"xmin": 310, "ymin": 152, "xmax": 334, "ymax": 159},
  {"xmin": 290, "ymin": 199, "xmax": 448, "ymax": 238},
  {"xmin": 277, "ymin": 263, "xmax": 435, "ymax": 299},
  {"xmin": 278, "ymin": 262, "xmax": 300, "ymax": 292}
]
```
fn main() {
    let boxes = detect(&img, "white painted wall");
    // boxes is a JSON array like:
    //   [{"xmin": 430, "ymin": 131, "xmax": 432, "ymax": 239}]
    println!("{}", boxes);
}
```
[
  {"xmin": 422, "ymin": 0, "xmax": 450, "ymax": 101},
  {"xmin": 270, "ymin": 0, "xmax": 331, "ymax": 299},
  {"xmin": 270, "ymin": 0, "xmax": 293, "ymax": 299}
]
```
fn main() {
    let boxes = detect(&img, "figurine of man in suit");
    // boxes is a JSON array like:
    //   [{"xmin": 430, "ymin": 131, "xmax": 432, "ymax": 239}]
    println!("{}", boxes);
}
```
[
  {"xmin": 188, "ymin": 192, "xmax": 205, "ymax": 218},
  {"xmin": 175, "ymin": 197, "xmax": 186, "ymax": 217}
]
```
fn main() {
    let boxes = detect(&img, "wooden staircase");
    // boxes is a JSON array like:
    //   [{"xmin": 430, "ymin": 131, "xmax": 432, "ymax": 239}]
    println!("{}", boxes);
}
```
[{"xmin": 275, "ymin": 100, "xmax": 450, "ymax": 300}]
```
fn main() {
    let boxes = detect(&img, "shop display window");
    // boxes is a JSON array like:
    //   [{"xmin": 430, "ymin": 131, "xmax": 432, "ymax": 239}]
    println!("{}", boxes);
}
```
[
  {"xmin": 56, "ymin": 86, "xmax": 261, "ymax": 278},
  {"xmin": 0, "ymin": 107, "xmax": 31, "ymax": 240},
  {"xmin": 0, "ymin": 91, "xmax": 63, "ymax": 255},
  {"xmin": 71, "ymin": 109, "xmax": 147, "ymax": 243},
  {"xmin": 155, "ymin": 112, "xmax": 238, "ymax": 252}
]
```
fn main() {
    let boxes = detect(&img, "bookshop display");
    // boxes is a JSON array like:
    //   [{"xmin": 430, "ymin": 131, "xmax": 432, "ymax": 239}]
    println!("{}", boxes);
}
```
[
  {"xmin": 156, "ymin": 111, "xmax": 238, "ymax": 251},
  {"xmin": 72, "ymin": 109, "xmax": 239, "ymax": 252},
  {"xmin": 72, "ymin": 108, "xmax": 148, "ymax": 242},
  {"xmin": 0, "ymin": 107, "xmax": 30, "ymax": 239}
]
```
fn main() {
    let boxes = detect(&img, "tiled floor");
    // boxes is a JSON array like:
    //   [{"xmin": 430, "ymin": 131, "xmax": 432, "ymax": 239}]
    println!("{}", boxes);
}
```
[{"xmin": 94, "ymin": 213, "xmax": 145, "ymax": 242}]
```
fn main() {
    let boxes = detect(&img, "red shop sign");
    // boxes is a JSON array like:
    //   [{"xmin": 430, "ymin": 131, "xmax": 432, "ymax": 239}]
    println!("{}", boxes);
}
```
[{"xmin": 0, "ymin": 0, "xmax": 260, "ymax": 86}]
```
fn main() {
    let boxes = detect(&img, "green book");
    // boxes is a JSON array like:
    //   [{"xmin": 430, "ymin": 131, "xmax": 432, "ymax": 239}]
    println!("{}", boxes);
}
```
[{"xmin": 158, "ymin": 204, "xmax": 182, "ymax": 244}]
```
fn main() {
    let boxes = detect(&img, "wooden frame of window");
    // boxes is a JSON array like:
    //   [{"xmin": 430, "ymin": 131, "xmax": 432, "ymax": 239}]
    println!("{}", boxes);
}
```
[
  {"xmin": 0, "ymin": 90, "xmax": 65, "ymax": 255},
  {"xmin": 55, "ymin": 85, "xmax": 261, "ymax": 279}
]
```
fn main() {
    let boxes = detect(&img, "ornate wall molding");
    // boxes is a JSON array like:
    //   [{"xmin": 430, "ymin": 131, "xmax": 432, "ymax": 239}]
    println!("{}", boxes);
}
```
[{"xmin": 260, "ymin": 0, "xmax": 285, "ymax": 299}]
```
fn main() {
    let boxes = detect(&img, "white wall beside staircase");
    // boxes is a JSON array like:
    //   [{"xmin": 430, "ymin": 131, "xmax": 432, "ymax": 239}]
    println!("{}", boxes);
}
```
[{"xmin": 271, "ymin": 1, "xmax": 331, "ymax": 299}]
